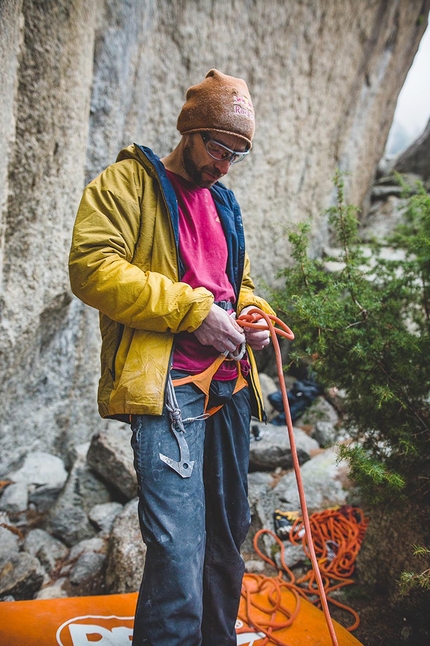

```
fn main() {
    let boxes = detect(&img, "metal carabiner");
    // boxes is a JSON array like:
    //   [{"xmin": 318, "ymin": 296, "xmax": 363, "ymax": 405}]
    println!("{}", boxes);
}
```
[{"xmin": 159, "ymin": 376, "xmax": 195, "ymax": 478}]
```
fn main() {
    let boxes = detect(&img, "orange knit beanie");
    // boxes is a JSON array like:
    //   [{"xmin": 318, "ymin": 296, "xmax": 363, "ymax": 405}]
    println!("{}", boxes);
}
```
[{"xmin": 177, "ymin": 69, "xmax": 255, "ymax": 148}]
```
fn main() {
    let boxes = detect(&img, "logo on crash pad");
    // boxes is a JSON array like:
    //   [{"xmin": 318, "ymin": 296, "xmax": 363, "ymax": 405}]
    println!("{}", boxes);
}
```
[
  {"xmin": 57, "ymin": 614, "xmax": 265, "ymax": 645},
  {"xmin": 235, "ymin": 619, "xmax": 265, "ymax": 645},
  {"xmin": 56, "ymin": 614, "xmax": 134, "ymax": 645}
]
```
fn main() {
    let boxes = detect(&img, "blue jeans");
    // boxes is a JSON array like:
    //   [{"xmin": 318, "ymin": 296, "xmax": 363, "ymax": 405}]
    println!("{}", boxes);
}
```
[{"xmin": 130, "ymin": 376, "xmax": 251, "ymax": 646}]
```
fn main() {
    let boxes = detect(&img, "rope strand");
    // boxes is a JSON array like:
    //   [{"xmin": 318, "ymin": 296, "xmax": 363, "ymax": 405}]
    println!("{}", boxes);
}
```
[{"xmin": 237, "ymin": 309, "xmax": 366, "ymax": 646}]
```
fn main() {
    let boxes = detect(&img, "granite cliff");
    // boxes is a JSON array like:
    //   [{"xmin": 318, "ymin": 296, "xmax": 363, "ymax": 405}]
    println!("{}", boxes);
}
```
[{"xmin": 0, "ymin": 0, "xmax": 429, "ymax": 469}]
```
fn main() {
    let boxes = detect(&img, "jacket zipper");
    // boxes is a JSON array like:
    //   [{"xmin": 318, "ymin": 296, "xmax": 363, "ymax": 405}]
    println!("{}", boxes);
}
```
[{"xmin": 109, "ymin": 323, "xmax": 124, "ymax": 382}]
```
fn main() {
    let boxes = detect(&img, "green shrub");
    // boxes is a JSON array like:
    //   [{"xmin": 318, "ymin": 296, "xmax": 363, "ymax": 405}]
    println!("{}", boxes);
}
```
[
  {"xmin": 273, "ymin": 171, "xmax": 430, "ymax": 506},
  {"xmin": 399, "ymin": 546, "xmax": 430, "ymax": 595}
]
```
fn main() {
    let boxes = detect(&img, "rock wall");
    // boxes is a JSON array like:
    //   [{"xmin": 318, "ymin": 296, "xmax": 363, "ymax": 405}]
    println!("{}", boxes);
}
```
[
  {"xmin": 395, "ymin": 117, "xmax": 430, "ymax": 179},
  {"xmin": 0, "ymin": 0, "xmax": 429, "ymax": 471}
]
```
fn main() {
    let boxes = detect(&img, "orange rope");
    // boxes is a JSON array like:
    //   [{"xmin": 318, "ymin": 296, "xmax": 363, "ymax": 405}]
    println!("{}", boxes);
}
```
[
  {"xmin": 245, "ymin": 505, "xmax": 368, "ymax": 643},
  {"xmin": 236, "ymin": 309, "xmax": 365, "ymax": 646},
  {"xmin": 238, "ymin": 572, "xmax": 301, "ymax": 646}
]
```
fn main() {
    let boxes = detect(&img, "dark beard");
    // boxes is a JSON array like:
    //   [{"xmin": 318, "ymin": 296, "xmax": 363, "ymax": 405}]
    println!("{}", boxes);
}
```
[{"xmin": 182, "ymin": 140, "xmax": 222, "ymax": 188}]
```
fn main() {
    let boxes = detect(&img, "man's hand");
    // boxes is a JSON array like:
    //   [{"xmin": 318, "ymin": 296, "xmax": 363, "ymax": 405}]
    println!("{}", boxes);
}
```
[
  {"xmin": 239, "ymin": 306, "xmax": 271, "ymax": 351},
  {"xmin": 194, "ymin": 304, "xmax": 245, "ymax": 353}
]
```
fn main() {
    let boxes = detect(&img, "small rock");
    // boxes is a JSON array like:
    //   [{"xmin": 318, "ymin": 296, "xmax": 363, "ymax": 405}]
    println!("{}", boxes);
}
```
[
  {"xmin": 371, "ymin": 185, "xmax": 403, "ymax": 200},
  {"xmin": 48, "ymin": 444, "xmax": 111, "ymax": 546},
  {"xmin": 88, "ymin": 502, "xmax": 123, "ymax": 534},
  {"xmin": 23, "ymin": 529, "xmax": 69, "ymax": 574},
  {"xmin": 35, "ymin": 577, "xmax": 69, "ymax": 599},
  {"xmin": 69, "ymin": 552, "xmax": 106, "ymax": 585},
  {"xmin": 245, "ymin": 559, "xmax": 266, "ymax": 574},
  {"xmin": 0, "ymin": 526, "xmax": 20, "ymax": 557},
  {"xmin": 0, "ymin": 512, "xmax": 11, "ymax": 525},
  {"xmin": 49, "ymin": 504, "xmax": 95, "ymax": 547},
  {"xmin": 360, "ymin": 195, "xmax": 408, "ymax": 244},
  {"xmin": 0, "ymin": 482, "xmax": 28, "ymax": 515},
  {"xmin": 0, "ymin": 552, "xmax": 44, "ymax": 600},
  {"xmin": 275, "ymin": 541, "xmax": 305, "ymax": 569},
  {"xmin": 312, "ymin": 418, "xmax": 351, "ymax": 448},
  {"xmin": 69, "ymin": 443, "xmax": 113, "ymax": 514},
  {"xmin": 59, "ymin": 563, "xmax": 73, "ymax": 576},
  {"xmin": 68, "ymin": 537, "xmax": 107, "ymax": 562}
]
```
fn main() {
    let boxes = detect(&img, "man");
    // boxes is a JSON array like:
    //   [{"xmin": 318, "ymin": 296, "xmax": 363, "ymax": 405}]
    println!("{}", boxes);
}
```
[{"xmin": 69, "ymin": 69, "xmax": 274, "ymax": 646}]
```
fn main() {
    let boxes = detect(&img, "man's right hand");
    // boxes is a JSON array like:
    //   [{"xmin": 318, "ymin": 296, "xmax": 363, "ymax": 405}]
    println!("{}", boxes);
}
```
[{"xmin": 194, "ymin": 304, "xmax": 245, "ymax": 353}]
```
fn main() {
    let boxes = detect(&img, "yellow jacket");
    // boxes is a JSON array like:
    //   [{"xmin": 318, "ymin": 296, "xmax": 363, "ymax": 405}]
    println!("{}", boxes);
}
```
[{"xmin": 69, "ymin": 144, "xmax": 274, "ymax": 419}]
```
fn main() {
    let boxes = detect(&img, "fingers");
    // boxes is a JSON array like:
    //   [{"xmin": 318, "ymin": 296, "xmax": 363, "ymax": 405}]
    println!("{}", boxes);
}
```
[
  {"xmin": 194, "ymin": 304, "xmax": 245, "ymax": 351},
  {"xmin": 244, "ymin": 327, "xmax": 271, "ymax": 351}
]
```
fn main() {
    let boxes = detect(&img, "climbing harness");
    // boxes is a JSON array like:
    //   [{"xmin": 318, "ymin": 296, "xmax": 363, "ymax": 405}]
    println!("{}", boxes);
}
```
[{"xmin": 160, "ymin": 346, "xmax": 247, "ymax": 477}]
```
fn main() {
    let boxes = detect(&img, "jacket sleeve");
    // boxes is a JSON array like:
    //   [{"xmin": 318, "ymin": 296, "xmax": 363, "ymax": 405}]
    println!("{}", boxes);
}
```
[
  {"xmin": 237, "ymin": 253, "xmax": 276, "ymax": 316},
  {"xmin": 69, "ymin": 160, "xmax": 213, "ymax": 333}
]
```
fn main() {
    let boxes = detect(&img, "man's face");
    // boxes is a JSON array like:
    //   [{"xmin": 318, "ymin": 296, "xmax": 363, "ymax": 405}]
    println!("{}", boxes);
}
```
[{"xmin": 182, "ymin": 132, "xmax": 248, "ymax": 188}]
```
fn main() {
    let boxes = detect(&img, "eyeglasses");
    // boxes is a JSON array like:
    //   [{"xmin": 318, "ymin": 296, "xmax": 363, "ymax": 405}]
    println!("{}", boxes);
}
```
[{"xmin": 200, "ymin": 133, "xmax": 250, "ymax": 165}]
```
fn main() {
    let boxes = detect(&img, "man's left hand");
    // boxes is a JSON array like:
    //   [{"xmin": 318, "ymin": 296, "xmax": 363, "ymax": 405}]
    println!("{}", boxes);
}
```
[{"xmin": 239, "ymin": 306, "xmax": 271, "ymax": 351}]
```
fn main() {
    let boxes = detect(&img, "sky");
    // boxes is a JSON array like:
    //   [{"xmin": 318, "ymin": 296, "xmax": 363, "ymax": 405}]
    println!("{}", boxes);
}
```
[{"xmin": 386, "ymin": 19, "xmax": 430, "ymax": 155}]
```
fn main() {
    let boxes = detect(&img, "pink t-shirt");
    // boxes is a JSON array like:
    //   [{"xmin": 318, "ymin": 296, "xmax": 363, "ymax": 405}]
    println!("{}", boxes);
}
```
[{"xmin": 166, "ymin": 170, "xmax": 238, "ymax": 380}]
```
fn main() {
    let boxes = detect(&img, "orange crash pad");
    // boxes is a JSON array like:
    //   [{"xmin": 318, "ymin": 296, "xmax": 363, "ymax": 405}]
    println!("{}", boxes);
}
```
[{"xmin": 0, "ymin": 582, "xmax": 363, "ymax": 645}]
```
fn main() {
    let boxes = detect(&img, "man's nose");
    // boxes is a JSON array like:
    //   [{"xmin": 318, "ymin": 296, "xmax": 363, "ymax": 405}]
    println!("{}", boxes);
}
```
[{"xmin": 213, "ymin": 158, "xmax": 232, "ymax": 174}]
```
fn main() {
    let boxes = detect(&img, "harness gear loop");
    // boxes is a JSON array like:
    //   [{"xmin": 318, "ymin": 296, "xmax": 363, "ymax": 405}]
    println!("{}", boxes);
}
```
[
  {"xmin": 159, "ymin": 375, "xmax": 196, "ymax": 478},
  {"xmin": 171, "ymin": 353, "xmax": 248, "ymax": 416},
  {"xmin": 160, "ymin": 352, "xmax": 248, "ymax": 477}
]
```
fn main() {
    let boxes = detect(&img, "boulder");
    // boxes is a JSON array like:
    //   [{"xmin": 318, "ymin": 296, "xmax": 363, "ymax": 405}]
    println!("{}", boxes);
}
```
[
  {"xmin": 5, "ymin": 452, "xmax": 68, "ymax": 512},
  {"xmin": 249, "ymin": 423, "xmax": 319, "ymax": 471},
  {"xmin": 273, "ymin": 447, "xmax": 351, "ymax": 513},
  {"xmin": 296, "ymin": 397, "xmax": 339, "ymax": 429},
  {"xmin": 105, "ymin": 498, "xmax": 146, "ymax": 594},
  {"xmin": 87, "ymin": 422, "xmax": 137, "ymax": 501},
  {"xmin": 243, "ymin": 472, "xmax": 277, "ymax": 556},
  {"xmin": 395, "ymin": 118, "xmax": 430, "ymax": 180},
  {"xmin": 48, "ymin": 443, "xmax": 112, "ymax": 546}
]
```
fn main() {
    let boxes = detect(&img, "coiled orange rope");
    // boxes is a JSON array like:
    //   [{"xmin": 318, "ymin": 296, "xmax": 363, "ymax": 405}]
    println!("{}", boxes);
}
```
[
  {"xmin": 241, "ymin": 505, "xmax": 368, "ymax": 645},
  {"xmin": 289, "ymin": 505, "xmax": 368, "ymax": 626},
  {"xmin": 236, "ymin": 310, "xmax": 367, "ymax": 646},
  {"xmin": 238, "ymin": 570, "xmax": 301, "ymax": 646}
]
